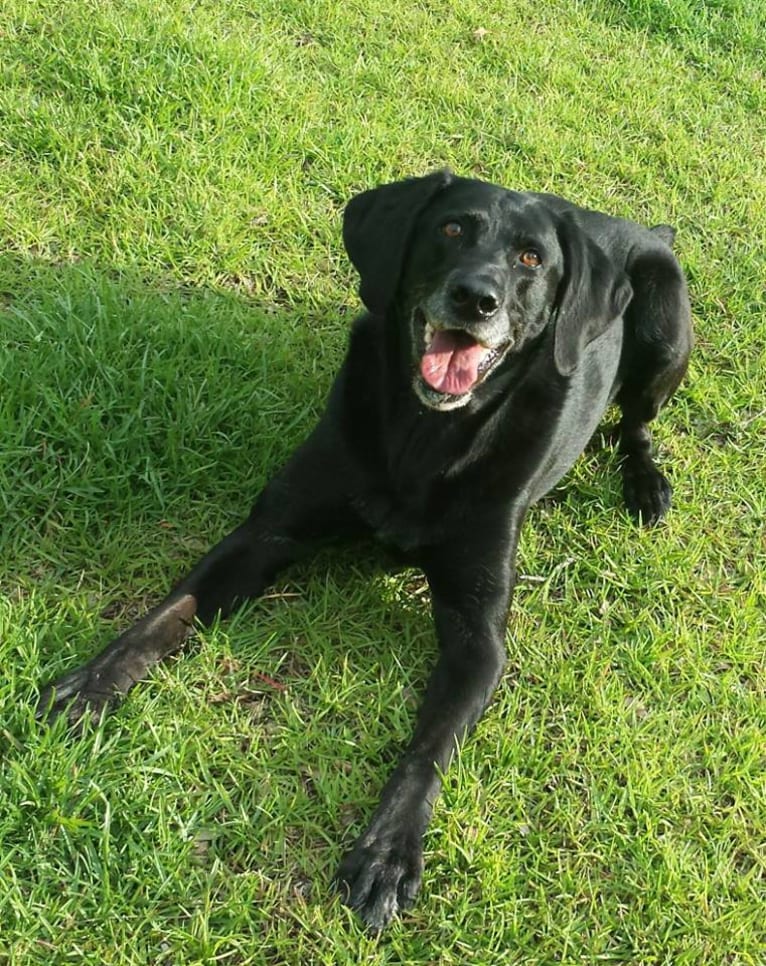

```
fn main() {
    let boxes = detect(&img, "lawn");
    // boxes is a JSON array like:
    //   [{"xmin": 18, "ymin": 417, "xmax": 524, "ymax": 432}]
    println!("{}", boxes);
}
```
[{"xmin": 1, "ymin": 0, "xmax": 764, "ymax": 962}]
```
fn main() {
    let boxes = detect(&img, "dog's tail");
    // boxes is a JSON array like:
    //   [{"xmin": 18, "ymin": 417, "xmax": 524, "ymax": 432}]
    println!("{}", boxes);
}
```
[{"xmin": 650, "ymin": 224, "xmax": 676, "ymax": 248}]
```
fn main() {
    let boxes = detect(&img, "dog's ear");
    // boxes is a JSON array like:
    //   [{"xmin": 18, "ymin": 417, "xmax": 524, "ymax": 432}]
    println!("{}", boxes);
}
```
[
  {"xmin": 553, "ymin": 214, "xmax": 633, "ymax": 376},
  {"xmin": 343, "ymin": 170, "xmax": 454, "ymax": 316}
]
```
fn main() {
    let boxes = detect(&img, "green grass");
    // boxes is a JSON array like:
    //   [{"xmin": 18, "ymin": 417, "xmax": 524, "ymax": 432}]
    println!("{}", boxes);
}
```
[{"xmin": 1, "ymin": 0, "xmax": 765, "ymax": 962}]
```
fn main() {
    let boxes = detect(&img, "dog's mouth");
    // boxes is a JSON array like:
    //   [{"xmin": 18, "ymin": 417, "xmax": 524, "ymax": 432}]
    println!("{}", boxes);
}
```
[{"xmin": 413, "ymin": 310, "xmax": 511, "ymax": 409}]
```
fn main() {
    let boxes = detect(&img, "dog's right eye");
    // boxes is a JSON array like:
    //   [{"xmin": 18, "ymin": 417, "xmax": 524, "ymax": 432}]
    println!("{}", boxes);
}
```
[
  {"xmin": 519, "ymin": 249, "xmax": 542, "ymax": 268},
  {"xmin": 442, "ymin": 222, "xmax": 463, "ymax": 238}
]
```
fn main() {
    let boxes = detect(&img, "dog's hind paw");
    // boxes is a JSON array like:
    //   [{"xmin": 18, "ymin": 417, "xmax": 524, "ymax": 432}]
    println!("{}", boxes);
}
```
[{"xmin": 622, "ymin": 460, "xmax": 673, "ymax": 527}]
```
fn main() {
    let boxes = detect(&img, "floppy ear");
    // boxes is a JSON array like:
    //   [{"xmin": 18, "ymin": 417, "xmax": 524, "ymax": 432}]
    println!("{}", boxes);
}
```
[
  {"xmin": 343, "ymin": 170, "xmax": 454, "ymax": 316},
  {"xmin": 553, "ymin": 213, "xmax": 634, "ymax": 376}
]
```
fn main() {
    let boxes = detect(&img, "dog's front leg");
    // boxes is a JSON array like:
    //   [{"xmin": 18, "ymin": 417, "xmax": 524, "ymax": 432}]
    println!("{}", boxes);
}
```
[
  {"xmin": 336, "ymin": 527, "xmax": 518, "ymax": 931},
  {"xmin": 37, "ymin": 428, "xmax": 360, "ymax": 725}
]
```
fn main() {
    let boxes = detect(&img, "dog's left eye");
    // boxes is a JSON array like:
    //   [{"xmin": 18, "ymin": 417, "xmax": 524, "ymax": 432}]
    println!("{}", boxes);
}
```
[
  {"xmin": 442, "ymin": 222, "xmax": 463, "ymax": 238},
  {"xmin": 519, "ymin": 249, "xmax": 542, "ymax": 268}
]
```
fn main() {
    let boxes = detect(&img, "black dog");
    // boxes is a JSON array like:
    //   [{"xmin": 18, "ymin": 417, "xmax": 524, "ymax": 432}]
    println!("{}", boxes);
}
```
[{"xmin": 39, "ymin": 172, "xmax": 692, "ymax": 930}]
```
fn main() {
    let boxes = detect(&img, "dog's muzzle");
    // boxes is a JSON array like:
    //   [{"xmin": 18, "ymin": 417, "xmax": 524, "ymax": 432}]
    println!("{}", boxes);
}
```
[{"xmin": 411, "ymin": 308, "xmax": 513, "ymax": 411}]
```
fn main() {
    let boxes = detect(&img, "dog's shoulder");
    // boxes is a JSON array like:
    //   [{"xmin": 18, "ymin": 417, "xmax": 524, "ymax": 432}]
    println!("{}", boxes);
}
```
[
  {"xmin": 328, "ymin": 311, "xmax": 387, "ymax": 424},
  {"xmin": 344, "ymin": 311, "xmax": 386, "ymax": 372},
  {"xmin": 528, "ymin": 191, "xmax": 679, "ymax": 267}
]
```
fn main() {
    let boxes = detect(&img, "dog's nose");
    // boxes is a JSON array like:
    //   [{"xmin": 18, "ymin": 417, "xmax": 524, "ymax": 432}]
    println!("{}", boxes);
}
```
[{"xmin": 448, "ymin": 278, "xmax": 501, "ymax": 319}]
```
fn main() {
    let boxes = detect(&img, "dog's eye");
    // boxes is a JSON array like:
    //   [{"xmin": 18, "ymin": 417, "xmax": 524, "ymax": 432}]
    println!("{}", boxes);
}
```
[
  {"xmin": 519, "ymin": 249, "xmax": 542, "ymax": 268},
  {"xmin": 442, "ymin": 222, "xmax": 463, "ymax": 238}
]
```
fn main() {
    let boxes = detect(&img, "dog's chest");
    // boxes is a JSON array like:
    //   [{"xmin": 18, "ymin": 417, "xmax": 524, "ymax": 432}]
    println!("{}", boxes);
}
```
[
  {"xmin": 350, "ymin": 414, "xmax": 463, "ymax": 549},
  {"xmin": 354, "ymin": 403, "xmax": 537, "ymax": 551}
]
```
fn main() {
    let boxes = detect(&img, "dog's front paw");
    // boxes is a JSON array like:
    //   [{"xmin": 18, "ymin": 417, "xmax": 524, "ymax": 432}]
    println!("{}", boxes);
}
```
[
  {"xmin": 37, "ymin": 653, "xmax": 138, "ymax": 727},
  {"xmin": 37, "ymin": 596, "xmax": 197, "ymax": 728},
  {"xmin": 334, "ymin": 826, "xmax": 424, "ymax": 931}
]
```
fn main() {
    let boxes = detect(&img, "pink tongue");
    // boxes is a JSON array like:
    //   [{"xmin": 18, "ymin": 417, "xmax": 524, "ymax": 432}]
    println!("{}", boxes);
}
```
[{"xmin": 420, "ymin": 330, "xmax": 490, "ymax": 395}]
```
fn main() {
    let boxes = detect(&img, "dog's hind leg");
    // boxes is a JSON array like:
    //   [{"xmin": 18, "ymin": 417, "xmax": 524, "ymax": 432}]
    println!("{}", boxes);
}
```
[
  {"xmin": 37, "ymin": 426, "xmax": 362, "ymax": 726},
  {"xmin": 617, "ymin": 237, "xmax": 692, "ymax": 525}
]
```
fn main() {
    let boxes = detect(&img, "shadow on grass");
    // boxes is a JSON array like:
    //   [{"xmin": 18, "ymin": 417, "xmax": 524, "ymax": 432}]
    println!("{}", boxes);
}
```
[
  {"xmin": 0, "ymin": 251, "xmax": 344, "ymax": 575},
  {"xmin": 1, "ymin": 251, "xmax": 443, "ymax": 730}
]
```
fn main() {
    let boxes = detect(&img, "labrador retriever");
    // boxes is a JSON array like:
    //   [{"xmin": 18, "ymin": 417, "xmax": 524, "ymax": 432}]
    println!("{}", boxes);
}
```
[{"xmin": 38, "ymin": 171, "xmax": 692, "ymax": 930}]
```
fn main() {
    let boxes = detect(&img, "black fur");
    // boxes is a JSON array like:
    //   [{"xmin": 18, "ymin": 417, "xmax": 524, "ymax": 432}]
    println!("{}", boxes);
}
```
[{"xmin": 38, "ymin": 173, "xmax": 692, "ymax": 931}]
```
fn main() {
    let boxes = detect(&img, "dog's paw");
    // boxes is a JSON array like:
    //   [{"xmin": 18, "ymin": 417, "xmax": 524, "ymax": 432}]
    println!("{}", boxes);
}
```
[
  {"xmin": 622, "ymin": 461, "xmax": 673, "ymax": 527},
  {"xmin": 36, "ymin": 656, "xmax": 136, "ymax": 727},
  {"xmin": 37, "ymin": 596, "xmax": 197, "ymax": 728},
  {"xmin": 334, "ymin": 827, "xmax": 424, "ymax": 932}
]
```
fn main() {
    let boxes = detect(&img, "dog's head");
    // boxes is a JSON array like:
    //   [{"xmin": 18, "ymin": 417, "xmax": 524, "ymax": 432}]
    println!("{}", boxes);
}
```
[{"xmin": 344, "ymin": 173, "xmax": 633, "ymax": 412}]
